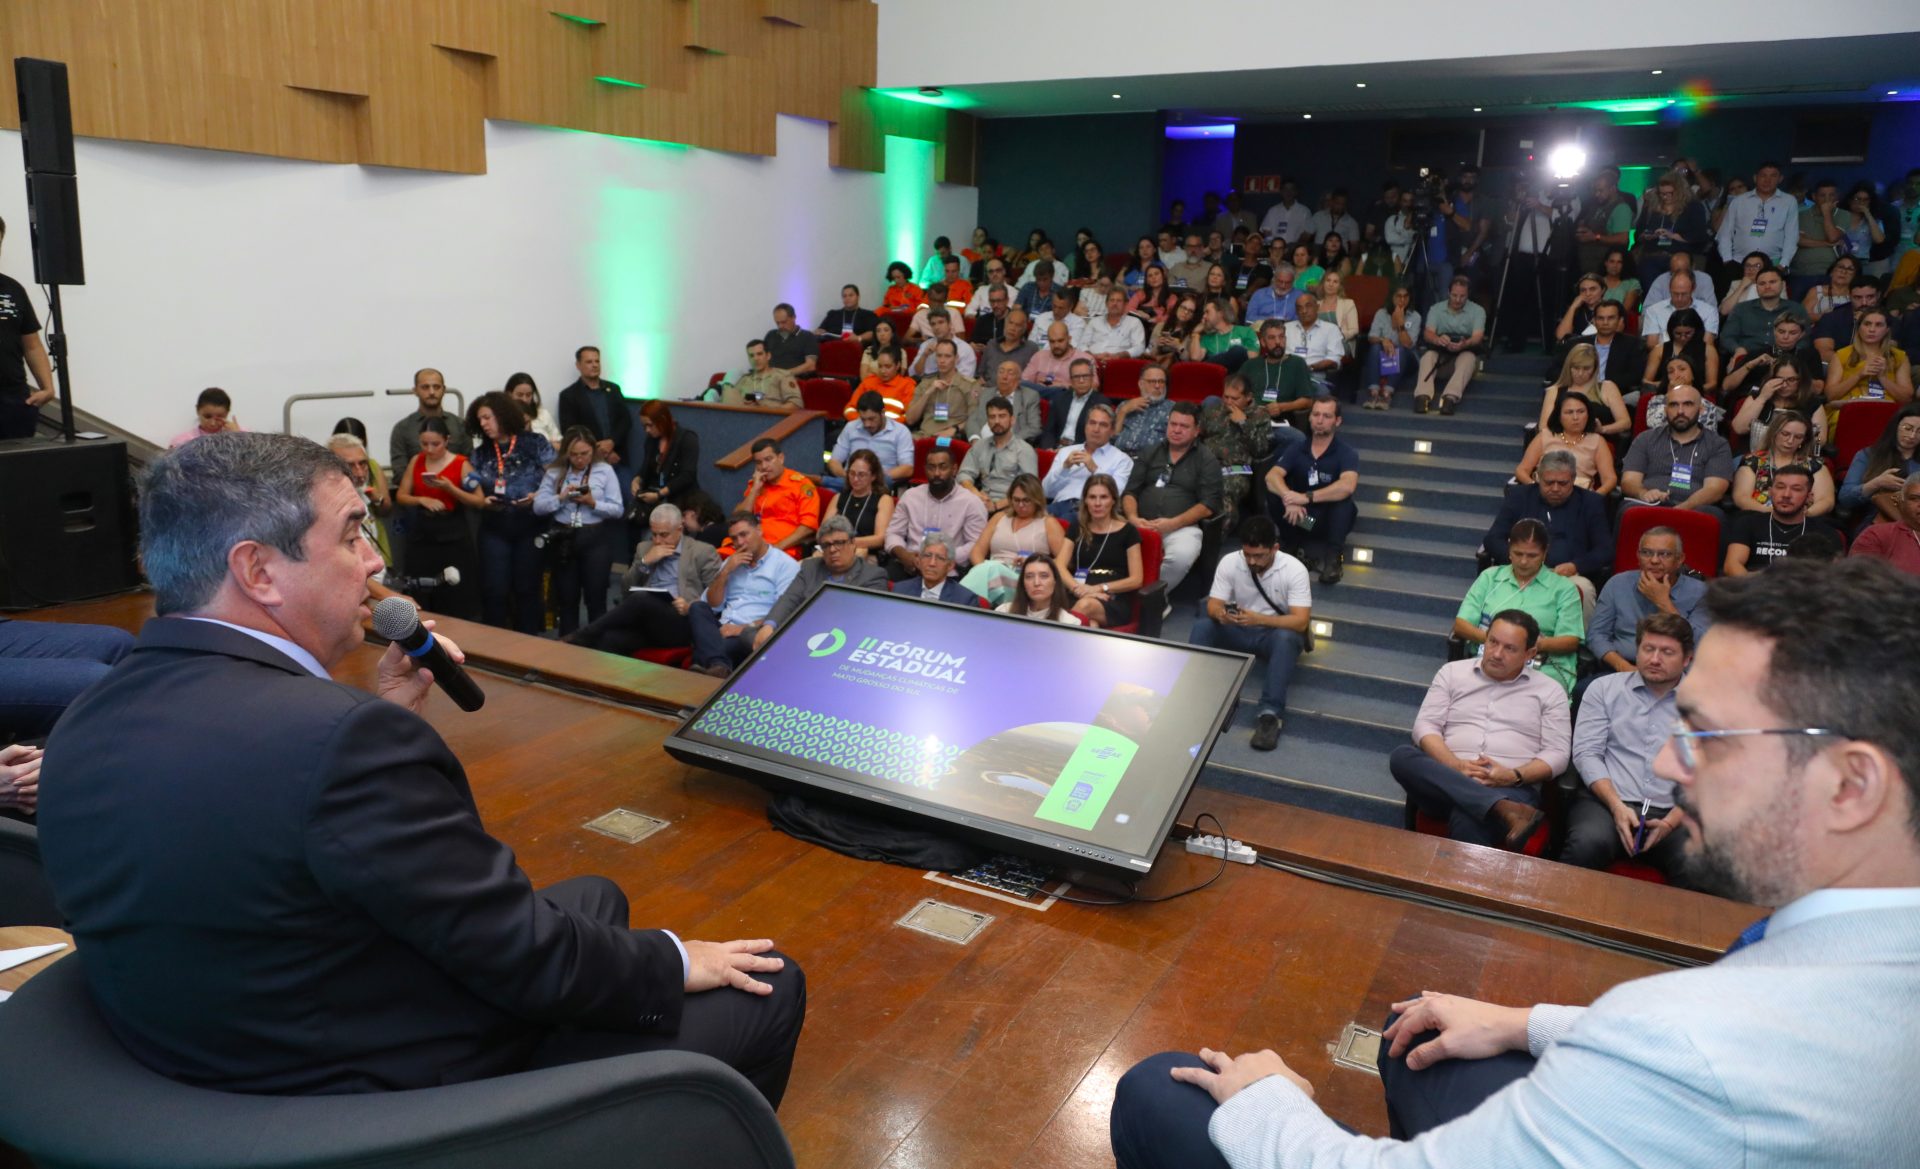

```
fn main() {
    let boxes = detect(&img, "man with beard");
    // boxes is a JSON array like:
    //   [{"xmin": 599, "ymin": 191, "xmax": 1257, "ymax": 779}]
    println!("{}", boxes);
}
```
[
  {"xmin": 1620, "ymin": 383, "xmax": 1734, "ymax": 511},
  {"xmin": 1112, "ymin": 558, "xmax": 1920, "ymax": 1169},
  {"xmin": 1723, "ymin": 464, "xmax": 1839, "ymax": 575},
  {"xmin": 1562, "ymin": 611, "xmax": 1697, "ymax": 879},
  {"xmin": 883, "ymin": 444, "xmax": 987, "ymax": 582}
]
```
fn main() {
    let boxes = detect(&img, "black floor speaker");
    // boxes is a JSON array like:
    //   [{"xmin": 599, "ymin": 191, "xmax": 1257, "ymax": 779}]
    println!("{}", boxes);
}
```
[{"xmin": 0, "ymin": 439, "xmax": 140, "ymax": 609}]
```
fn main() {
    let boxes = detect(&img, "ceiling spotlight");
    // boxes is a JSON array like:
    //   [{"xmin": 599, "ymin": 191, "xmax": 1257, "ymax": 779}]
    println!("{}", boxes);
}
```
[
  {"xmin": 1650, "ymin": 69, "xmax": 1663, "ymax": 75},
  {"xmin": 1111, "ymin": 93, "xmax": 1122, "ymax": 100},
  {"xmin": 1890, "ymin": 90, "xmax": 1900, "ymax": 96},
  {"xmin": 918, "ymin": 86, "xmax": 942, "ymax": 98},
  {"xmin": 1302, "ymin": 113, "xmax": 1313, "ymax": 120},
  {"xmin": 1355, "ymin": 82, "xmax": 1367, "ymax": 88}
]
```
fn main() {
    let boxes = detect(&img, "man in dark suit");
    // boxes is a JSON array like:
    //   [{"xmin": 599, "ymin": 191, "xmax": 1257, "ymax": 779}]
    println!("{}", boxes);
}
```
[
  {"xmin": 1480, "ymin": 450, "xmax": 1611, "ymax": 618},
  {"xmin": 1038, "ymin": 357, "xmax": 1113, "ymax": 450},
  {"xmin": 887, "ymin": 534, "xmax": 985, "ymax": 607},
  {"xmin": 37, "ymin": 433, "xmax": 804, "ymax": 1102},
  {"xmin": 1593, "ymin": 300, "xmax": 1646, "ymax": 390},
  {"xmin": 557, "ymin": 344, "xmax": 634, "ymax": 468}
]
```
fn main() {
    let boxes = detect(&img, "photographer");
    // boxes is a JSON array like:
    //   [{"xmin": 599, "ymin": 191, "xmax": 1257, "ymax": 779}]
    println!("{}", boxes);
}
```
[
  {"xmin": 534, "ymin": 426, "xmax": 624, "ymax": 637},
  {"xmin": 1442, "ymin": 166, "xmax": 1492, "ymax": 301}
]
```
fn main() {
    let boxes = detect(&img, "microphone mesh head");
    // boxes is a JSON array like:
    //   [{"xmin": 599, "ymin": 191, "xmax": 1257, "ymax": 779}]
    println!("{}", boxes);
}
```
[{"xmin": 371, "ymin": 596, "xmax": 422, "ymax": 640}]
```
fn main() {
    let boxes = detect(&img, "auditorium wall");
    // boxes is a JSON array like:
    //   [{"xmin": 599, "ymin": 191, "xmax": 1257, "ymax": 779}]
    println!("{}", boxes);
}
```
[{"xmin": 0, "ymin": 115, "xmax": 978, "ymax": 448}]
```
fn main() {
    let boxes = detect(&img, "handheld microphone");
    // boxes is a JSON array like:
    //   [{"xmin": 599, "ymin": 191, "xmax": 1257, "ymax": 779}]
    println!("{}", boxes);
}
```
[
  {"xmin": 387, "ymin": 566, "xmax": 462, "ymax": 593},
  {"xmin": 371, "ymin": 597, "xmax": 486, "ymax": 711}
]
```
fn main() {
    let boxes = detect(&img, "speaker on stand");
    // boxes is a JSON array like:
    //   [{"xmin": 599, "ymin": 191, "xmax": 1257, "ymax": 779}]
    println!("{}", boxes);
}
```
[{"xmin": 13, "ymin": 56, "xmax": 85, "ymax": 442}]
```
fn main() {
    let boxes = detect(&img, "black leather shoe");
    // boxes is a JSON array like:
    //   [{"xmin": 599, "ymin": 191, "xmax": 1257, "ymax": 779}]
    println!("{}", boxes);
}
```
[
  {"xmin": 1413, "ymin": 396, "xmax": 1431, "ymax": 415},
  {"xmin": 1319, "ymin": 555, "xmax": 1344, "ymax": 585},
  {"xmin": 1438, "ymin": 396, "xmax": 1459, "ymax": 416}
]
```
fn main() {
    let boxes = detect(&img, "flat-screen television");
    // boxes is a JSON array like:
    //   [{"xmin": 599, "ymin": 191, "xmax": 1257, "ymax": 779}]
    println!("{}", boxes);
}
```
[{"xmin": 664, "ymin": 585, "xmax": 1251, "ymax": 884}]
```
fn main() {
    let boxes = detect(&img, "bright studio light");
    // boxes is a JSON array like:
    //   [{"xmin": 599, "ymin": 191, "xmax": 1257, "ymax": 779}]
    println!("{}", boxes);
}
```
[{"xmin": 1548, "ymin": 143, "xmax": 1588, "ymax": 180}]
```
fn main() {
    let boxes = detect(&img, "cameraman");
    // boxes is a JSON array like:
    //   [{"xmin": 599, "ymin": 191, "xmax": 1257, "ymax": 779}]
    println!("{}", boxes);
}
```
[{"xmin": 1443, "ymin": 166, "xmax": 1493, "ymax": 302}]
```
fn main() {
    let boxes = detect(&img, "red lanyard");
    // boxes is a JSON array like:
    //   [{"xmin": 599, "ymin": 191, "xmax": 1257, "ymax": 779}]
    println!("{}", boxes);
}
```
[{"xmin": 491, "ymin": 435, "xmax": 516, "ymax": 492}]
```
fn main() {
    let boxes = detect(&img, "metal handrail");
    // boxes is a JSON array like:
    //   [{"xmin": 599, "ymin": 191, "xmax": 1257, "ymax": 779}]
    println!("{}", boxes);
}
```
[{"xmin": 282, "ymin": 389, "xmax": 466, "ymax": 436}]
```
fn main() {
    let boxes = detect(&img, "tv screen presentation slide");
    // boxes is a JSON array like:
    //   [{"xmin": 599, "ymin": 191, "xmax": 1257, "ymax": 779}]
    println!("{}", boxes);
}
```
[{"xmin": 669, "ymin": 586, "xmax": 1249, "ymax": 867}]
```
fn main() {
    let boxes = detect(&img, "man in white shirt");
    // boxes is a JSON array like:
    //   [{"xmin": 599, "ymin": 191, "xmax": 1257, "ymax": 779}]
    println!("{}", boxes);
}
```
[
  {"xmin": 1305, "ymin": 189, "xmax": 1360, "ymax": 247},
  {"xmin": 1158, "ymin": 228, "xmax": 1188, "ymax": 270},
  {"xmin": 905, "ymin": 310, "xmax": 977, "ymax": 378},
  {"xmin": 1041, "ymin": 403, "xmax": 1132, "ymax": 521},
  {"xmin": 1029, "ymin": 288, "xmax": 1087, "ymax": 351},
  {"xmin": 1017, "ymin": 239, "xmax": 1070, "ymax": 288},
  {"xmin": 1258, "ymin": 180, "xmax": 1313, "ymax": 245},
  {"xmin": 1111, "ymin": 557, "xmax": 1920, "ymax": 1169},
  {"xmin": 966, "ymin": 257, "xmax": 1013, "ymax": 316},
  {"xmin": 907, "ymin": 286, "xmax": 966, "ymax": 347},
  {"xmin": 1714, "ymin": 160, "xmax": 1799, "ymax": 270},
  {"xmin": 1640, "ymin": 270, "xmax": 1720, "ymax": 344},
  {"xmin": 1283, "ymin": 293, "xmax": 1344, "ymax": 393},
  {"xmin": 1187, "ymin": 515, "xmax": 1312, "ymax": 752},
  {"xmin": 1644, "ymin": 251, "xmax": 1717, "ymax": 308},
  {"xmin": 1084, "ymin": 288, "xmax": 1147, "ymax": 357}
]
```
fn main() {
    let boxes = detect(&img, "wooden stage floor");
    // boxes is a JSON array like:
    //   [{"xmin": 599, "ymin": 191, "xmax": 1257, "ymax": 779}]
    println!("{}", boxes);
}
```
[{"xmin": 19, "ymin": 594, "xmax": 1754, "ymax": 1168}]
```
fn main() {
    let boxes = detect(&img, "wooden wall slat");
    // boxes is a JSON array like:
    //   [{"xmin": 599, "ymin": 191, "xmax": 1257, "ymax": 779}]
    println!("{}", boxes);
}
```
[{"xmin": 0, "ymin": 1, "xmax": 971, "ymax": 178}]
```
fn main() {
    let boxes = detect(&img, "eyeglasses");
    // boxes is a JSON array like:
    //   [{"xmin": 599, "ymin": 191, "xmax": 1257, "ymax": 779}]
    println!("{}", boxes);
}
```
[
  {"xmin": 1667, "ymin": 714, "xmax": 1840, "ymax": 775},
  {"xmin": 819, "ymin": 538, "xmax": 852, "ymax": 549}
]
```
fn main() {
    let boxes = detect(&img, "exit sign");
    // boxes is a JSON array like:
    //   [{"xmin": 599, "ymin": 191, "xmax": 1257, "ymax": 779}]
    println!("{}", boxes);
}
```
[{"xmin": 1242, "ymin": 175, "xmax": 1284, "ymax": 193}]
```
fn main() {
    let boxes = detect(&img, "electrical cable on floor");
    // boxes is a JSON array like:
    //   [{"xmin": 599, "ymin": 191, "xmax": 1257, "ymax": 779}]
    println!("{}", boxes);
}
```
[{"xmin": 1052, "ymin": 812, "xmax": 1231, "ymax": 907}]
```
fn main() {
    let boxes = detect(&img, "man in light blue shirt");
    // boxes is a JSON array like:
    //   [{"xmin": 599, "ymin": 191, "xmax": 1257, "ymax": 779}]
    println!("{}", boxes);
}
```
[
  {"xmin": 1041, "ymin": 403, "xmax": 1133, "ymax": 522},
  {"xmin": 688, "ymin": 513, "xmax": 799, "ymax": 677},
  {"xmin": 1587, "ymin": 525, "xmax": 1710, "ymax": 673},
  {"xmin": 1111, "ymin": 558, "xmax": 1920, "ymax": 1169},
  {"xmin": 826, "ymin": 391, "xmax": 914, "ymax": 491},
  {"xmin": 1714, "ymin": 160, "xmax": 1799, "ymax": 269},
  {"xmin": 1245, "ymin": 265, "xmax": 1302, "ymax": 324}
]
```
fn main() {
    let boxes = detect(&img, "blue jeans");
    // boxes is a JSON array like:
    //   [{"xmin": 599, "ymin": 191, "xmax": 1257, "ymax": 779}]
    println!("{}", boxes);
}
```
[
  {"xmin": 688, "ymin": 600, "xmax": 755, "ymax": 671},
  {"xmin": 1047, "ymin": 497, "xmax": 1083, "ymax": 523},
  {"xmin": 1362, "ymin": 342, "xmax": 1418, "ymax": 395},
  {"xmin": 0, "ymin": 619, "xmax": 135, "ymax": 736},
  {"xmin": 1189, "ymin": 614, "xmax": 1301, "ymax": 716},
  {"xmin": 477, "ymin": 508, "xmax": 546, "ymax": 635}
]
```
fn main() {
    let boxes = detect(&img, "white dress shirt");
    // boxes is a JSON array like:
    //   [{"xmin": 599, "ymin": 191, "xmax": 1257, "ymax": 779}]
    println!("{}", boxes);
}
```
[
  {"xmin": 1641, "ymin": 296, "xmax": 1721, "ymax": 341},
  {"xmin": 966, "ymin": 282, "xmax": 1013, "ymax": 315},
  {"xmin": 1284, "ymin": 319, "xmax": 1345, "ymax": 371},
  {"xmin": 1306, "ymin": 210, "xmax": 1360, "ymax": 245},
  {"xmin": 906, "ymin": 337, "xmax": 977, "ymax": 378},
  {"xmin": 1715, "ymin": 189, "xmax": 1800, "ymax": 267},
  {"xmin": 1259, "ymin": 201, "xmax": 1313, "ymax": 244},
  {"xmin": 1041, "ymin": 442, "xmax": 1134, "ymax": 504},
  {"xmin": 1029, "ymin": 310, "xmax": 1087, "ymax": 350},
  {"xmin": 1083, "ymin": 312, "xmax": 1147, "ymax": 357},
  {"xmin": 1644, "ymin": 270, "xmax": 1717, "ymax": 308},
  {"xmin": 1017, "ymin": 258, "xmax": 1071, "ymax": 288}
]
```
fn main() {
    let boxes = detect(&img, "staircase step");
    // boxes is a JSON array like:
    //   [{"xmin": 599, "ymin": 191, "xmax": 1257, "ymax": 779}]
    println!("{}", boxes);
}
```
[
  {"xmin": 1308, "ymin": 601, "xmax": 1452, "ymax": 655},
  {"xmin": 1357, "ymin": 479, "xmax": 1507, "ymax": 515},
  {"xmin": 1346, "ymin": 531, "xmax": 1481, "ymax": 579},
  {"xmin": 1323, "ymin": 562, "xmax": 1465, "ymax": 621},
  {"xmin": 1227, "ymin": 688, "xmax": 1408, "ymax": 756},
  {"xmin": 1365, "ymin": 448, "xmax": 1518, "ymax": 488},
  {"xmin": 1276, "ymin": 679, "xmax": 1417, "ymax": 733},
  {"xmin": 1295, "ymin": 636, "xmax": 1439, "ymax": 689},
  {"xmin": 1200, "ymin": 733, "xmax": 1408, "ymax": 811},
  {"xmin": 1342, "ymin": 411, "xmax": 1529, "ymax": 443},
  {"xmin": 1357, "ymin": 500, "xmax": 1493, "ymax": 544},
  {"xmin": 1344, "ymin": 433, "xmax": 1529, "ymax": 468}
]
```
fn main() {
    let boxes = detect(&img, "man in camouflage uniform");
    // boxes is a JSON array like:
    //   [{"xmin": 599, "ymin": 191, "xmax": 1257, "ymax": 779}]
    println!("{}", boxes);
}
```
[{"xmin": 1200, "ymin": 374, "xmax": 1271, "ymax": 528}]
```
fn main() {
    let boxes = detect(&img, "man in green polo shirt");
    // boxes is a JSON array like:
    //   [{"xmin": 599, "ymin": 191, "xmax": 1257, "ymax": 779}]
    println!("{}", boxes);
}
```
[{"xmin": 1452, "ymin": 517, "xmax": 1583, "ymax": 693}]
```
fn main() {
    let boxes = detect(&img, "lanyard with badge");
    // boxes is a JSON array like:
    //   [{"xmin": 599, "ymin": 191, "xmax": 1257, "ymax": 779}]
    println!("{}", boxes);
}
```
[
  {"xmin": 491, "ymin": 435, "xmax": 517, "ymax": 497},
  {"xmin": 1075, "ymin": 528, "xmax": 1113, "ymax": 584},
  {"xmin": 1667, "ymin": 435, "xmax": 1697, "ymax": 494}
]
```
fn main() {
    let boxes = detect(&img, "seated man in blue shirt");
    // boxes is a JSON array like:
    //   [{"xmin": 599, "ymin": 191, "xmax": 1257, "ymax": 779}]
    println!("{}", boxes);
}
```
[
  {"xmin": 826, "ymin": 391, "xmax": 915, "ymax": 492},
  {"xmin": 1263, "ymin": 398, "xmax": 1359, "ymax": 584},
  {"xmin": 1562, "ymin": 611, "xmax": 1697, "ymax": 881},
  {"xmin": 1244, "ymin": 264, "xmax": 1302, "ymax": 324},
  {"xmin": 688, "ymin": 513, "xmax": 800, "ymax": 677},
  {"xmin": 1479, "ymin": 450, "xmax": 1610, "ymax": 619},
  {"xmin": 1587, "ymin": 525, "xmax": 1710, "ymax": 673}
]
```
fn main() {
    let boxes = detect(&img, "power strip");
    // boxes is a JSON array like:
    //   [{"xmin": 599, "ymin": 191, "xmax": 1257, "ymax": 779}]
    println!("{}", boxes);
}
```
[{"xmin": 1185, "ymin": 833, "xmax": 1257, "ymax": 865}]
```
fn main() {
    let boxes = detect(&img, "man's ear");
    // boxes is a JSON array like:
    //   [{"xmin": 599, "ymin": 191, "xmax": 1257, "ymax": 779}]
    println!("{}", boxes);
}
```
[
  {"xmin": 1826, "ymin": 741, "xmax": 1899, "ymax": 837},
  {"xmin": 226, "ymin": 540, "xmax": 287, "ymax": 609}
]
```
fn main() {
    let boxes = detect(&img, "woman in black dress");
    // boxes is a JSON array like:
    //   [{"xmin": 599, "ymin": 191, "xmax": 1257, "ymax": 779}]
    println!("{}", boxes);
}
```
[{"xmin": 1054, "ymin": 473, "xmax": 1144, "ymax": 628}]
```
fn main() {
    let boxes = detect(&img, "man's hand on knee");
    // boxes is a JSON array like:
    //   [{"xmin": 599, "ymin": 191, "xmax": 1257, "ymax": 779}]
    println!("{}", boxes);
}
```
[
  {"xmin": 685, "ymin": 938, "xmax": 785, "ymax": 995},
  {"xmin": 1384, "ymin": 992, "xmax": 1532, "ymax": 1070},
  {"xmin": 1168, "ymin": 1047, "xmax": 1313, "ymax": 1105}
]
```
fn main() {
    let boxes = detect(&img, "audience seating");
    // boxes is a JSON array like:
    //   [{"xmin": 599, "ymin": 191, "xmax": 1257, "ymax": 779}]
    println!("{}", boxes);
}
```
[
  {"xmin": 882, "ymin": 310, "xmax": 914, "ymax": 341},
  {"xmin": 1102, "ymin": 525, "xmax": 1167, "ymax": 638},
  {"xmin": 1102, "ymin": 254, "xmax": 1132, "ymax": 280},
  {"xmin": 0, "ymin": 959, "xmax": 796, "ymax": 1169},
  {"xmin": 816, "ymin": 340, "xmax": 862, "ymax": 383},
  {"xmin": 632, "ymin": 647, "xmax": 694, "ymax": 669},
  {"xmin": 1100, "ymin": 357, "xmax": 1148, "ymax": 400},
  {"xmin": 1614, "ymin": 506, "xmax": 1721, "ymax": 577},
  {"xmin": 1606, "ymin": 859, "xmax": 1670, "ymax": 885},
  {"xmin": 1344, "ymin": 275, "xmax": 1390, "ymax": 339},
  {"xmin": 0, "ymin": 817, "xmax": 62, "ymax": 927},
  {"xmin": 798, "ymin": 377, "xmax": 851, "ymax": 417},
  {"xmin": 1833, "ymin": 399, "xmax": 1900, "ymax": 479},
  {"xmin": 1035, "ymin": 447, "xmax": 1056, "ymax": 479},
  {"xmin": 1167, "ymin": 361, "xmax": 1225, "ymax": 403},
  {"xmin": 1633, "ymin": 392, "xmax": 1655, "ymax": 436},
  {"xmin": 1408, "ymin": 803, "xmax": 1551, "ymax": 856},
  {"xmin": 910, "ymin": 436, "xmax": 970, "ymax": 485}
]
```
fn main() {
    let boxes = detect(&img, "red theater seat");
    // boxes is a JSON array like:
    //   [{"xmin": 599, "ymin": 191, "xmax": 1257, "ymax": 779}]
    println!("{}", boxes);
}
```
[
  {"xmin": 631, "ymin": 647, "xmax": 693, "ymax": 670},
  {"xmin": 1606, "ymin": 859, "xmax": 1670, "ymax": 885},
  {"xmin": 1101, "ymin": 357, "xmax": 1148, "ymax": 400},
  {"xmin": 1168, "ymin": 361, "xmax": 1224, "ymax": 403},
  {"xmin": 1833, "ymin": 399, "xmax": 1900, "ymax": 480},
  {"xmin": 1034, "ymin": 447, "xmax": 1056, "ymax": 480},
  {"xmin": 1614, "ymin": 506, "xmax": 1721, "ymax": 578},
  {"xmin": 911, "ymin": 436, "xmax": 970, "ymax": 485},
  {"xmin": 798, "ymin": 377, "xmax": 851, "ymax": 417},
  {"xmin": 1101, "ymin": 525, "xmax": 1165, "ymax": 638},
  {"xmin": 817, "ymin": 339, "xmax": 862, "ymax": 382},
  {"xmin": 1409, "ymin": 805, "xmax": 1550, "ymax": 857}
]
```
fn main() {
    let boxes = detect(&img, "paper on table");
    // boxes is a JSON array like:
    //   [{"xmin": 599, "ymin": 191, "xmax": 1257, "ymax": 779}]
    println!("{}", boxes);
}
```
[{"xmin": 0, "ymin": 943, "xmax": 67, "ymax": 974}]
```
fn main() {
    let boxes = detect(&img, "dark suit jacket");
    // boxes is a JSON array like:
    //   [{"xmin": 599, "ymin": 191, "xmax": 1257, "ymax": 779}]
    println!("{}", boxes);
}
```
[
  {"xmin": 557, "ymin": 378, "xmax": 634, "ymax": 458},
  {"xmin": 1039, "ymin": 390, "xmax": 1115, "ymax": 451},
  {"xmin": 1482, "ymin": 483, "xmax": 1613, "ymax": 577},
  {"xmin": 36, "ymin": 618, "xmax": 683, "ymax": 1094},
  {"xmin": 889, "ymin": 578, "xmax": 987, "ymax": 608},
  {"xmin": 636, "ymin": 429, "xmax": 701, "ymax": 505},
  {"xmin": 1597, "ymin": 333, "xmax": 1647, "ymax": 391}
]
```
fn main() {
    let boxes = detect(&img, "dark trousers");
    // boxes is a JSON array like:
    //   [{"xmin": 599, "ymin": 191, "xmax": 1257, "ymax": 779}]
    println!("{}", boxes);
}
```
[
  {"xmin": 571, "ymin": 590, "xmax": 693, "ymax": 656},
  {"xmin": 404, "ymin": 519, "xmax": 482, "ymax": 622},
  {"xmin": 0, "ymin": 619, "xmax": 134, "ymax": 737},
  {"xmin": 1497, "ymin": 252, "xmax": 1551, "ymax": 350},
  {"xmin": 1559, "ymin": 787, "xmax": 1692, "ymax": 880},
  {"xmin": 1189, "ymin": 615, "xmax": 1301, "ymax": 716},
  {"xmin": 478, "ymin": 509, "xmax": 546, "ymax": 635},
  {"xmin": 1273, "ymin": 497, "xmax": 1357, "ymax": 562},
  {"xmin": 523, "ymin": 876, "xmax": 806, "ymax": 1110},
  {"xmin": 0, "ymin": 402, "xmax": 38, "ymax": 440},
  {"xmin": 688, "ymin": 600, "xmax": 756, "ymax": 671},
  {"xmin": 1110, "ymin": 1012, "xmax": 1534, "ymax": 1168},
  {"xmin": 550, "ymin": 522, "xmax": 618, "ymax": 636},
  {"xmin": 1389, "ymin": 744, "xmax": 1542, "ymax": 848}
]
